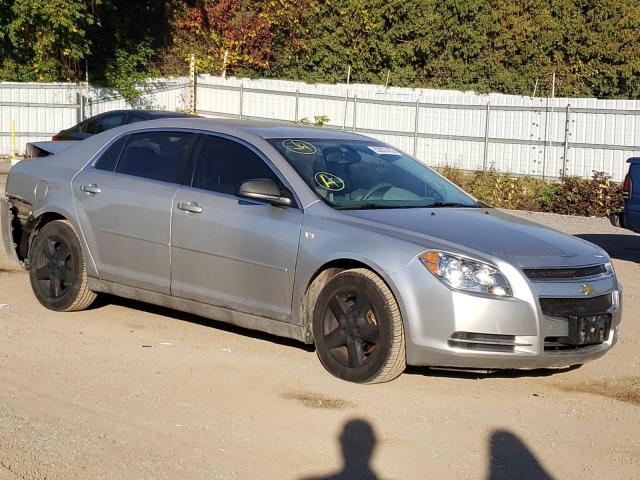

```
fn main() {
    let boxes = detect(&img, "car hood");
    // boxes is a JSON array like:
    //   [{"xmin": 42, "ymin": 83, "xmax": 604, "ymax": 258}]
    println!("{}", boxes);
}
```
[{"xmin": 342, "ymin": 208, "xmax": 607, "ymax": 268}]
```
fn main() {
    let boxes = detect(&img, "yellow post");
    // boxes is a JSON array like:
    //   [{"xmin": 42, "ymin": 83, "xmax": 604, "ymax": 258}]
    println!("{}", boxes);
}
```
[{"xmin": 11, "ymin": 120, "xmax": 17, "ymax": 165}]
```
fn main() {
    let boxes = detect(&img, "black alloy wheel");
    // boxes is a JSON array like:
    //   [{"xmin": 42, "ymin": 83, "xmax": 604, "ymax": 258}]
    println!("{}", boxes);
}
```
[
  {"xmin": 313, "ymin": 268, "xmax": 405, "ymax": 384},
  {"xmin": 29, "ymin": 220, "xmax": 96, "ymax": 311}
]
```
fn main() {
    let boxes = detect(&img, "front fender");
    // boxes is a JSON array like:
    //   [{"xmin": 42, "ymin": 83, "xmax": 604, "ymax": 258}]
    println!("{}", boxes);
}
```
[{"xmin": 290, "ymin": 214, "xmax": 423, "ymax": 344}]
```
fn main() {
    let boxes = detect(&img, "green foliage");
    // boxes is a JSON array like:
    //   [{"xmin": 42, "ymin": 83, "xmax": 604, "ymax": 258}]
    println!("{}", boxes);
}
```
[
  {"xmin": 297, "ymin": 115, "xmax": 330, "ymax": 126},
  {"xmin": 0, "ymin": 0, "xmax": 638, "ymax": 99},
  {"xmin": 439, "ymin": 167, "xmax": 622, "ymax": 217},
  {"xmin": 104, "ymin": 43, "xmax": 160, "ymax": 108},
  {"xmin": 0, "ymin": 0, "xmax": 95, "ymax": 81},
  {"xmin": 553, "ymin": 171, "xmax": 623, "ymax": 217},
  {"xmin": 264, "ymin": 0, "xmax": 640, "ymax": 97}
]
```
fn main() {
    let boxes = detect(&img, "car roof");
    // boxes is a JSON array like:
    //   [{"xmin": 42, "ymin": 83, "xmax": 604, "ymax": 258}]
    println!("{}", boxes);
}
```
[
  {"xmin": 627, "ymin": 157, "xmax": 640, "ymax": 164},
  {"xmin": 123, "ymin": 117, "xmax": 372, "ymax": 141}
]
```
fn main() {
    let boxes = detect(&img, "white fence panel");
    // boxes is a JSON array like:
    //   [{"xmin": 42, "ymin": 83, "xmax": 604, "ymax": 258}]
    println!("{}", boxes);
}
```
[{"xmin": 2, "ymin": 76, "xmax": 639, "ymax": 182}]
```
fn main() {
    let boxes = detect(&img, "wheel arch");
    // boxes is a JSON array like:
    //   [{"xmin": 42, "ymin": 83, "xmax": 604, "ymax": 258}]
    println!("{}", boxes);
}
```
[
  {"xmin": 299, "ymin": 257, "xmax": 407, "ymax": 344},
  {"xmin": 9, "ymin": 203, "xmax": 85, "ymax": 268}
]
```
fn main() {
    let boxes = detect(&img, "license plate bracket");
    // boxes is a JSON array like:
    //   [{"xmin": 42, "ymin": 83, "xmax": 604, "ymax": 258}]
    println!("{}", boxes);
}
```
[{"xmin": 562, "ymin": 314, "xmax": 611, "ymax": 346}]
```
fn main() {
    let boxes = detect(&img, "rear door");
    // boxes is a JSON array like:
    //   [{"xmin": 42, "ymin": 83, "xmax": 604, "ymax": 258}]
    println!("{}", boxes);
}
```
[
  {"xmin": 72, "ymin": 130, "xmax": 198, "ymax": 294},
  {"xmin": 170, "ymin": 134, "xmax": 303, "ymax": 321}
]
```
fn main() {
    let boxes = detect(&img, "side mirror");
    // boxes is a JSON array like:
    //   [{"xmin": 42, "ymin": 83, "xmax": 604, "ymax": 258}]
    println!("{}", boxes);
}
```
[{"xmin": 237, "ymin": 179, "xmax": 293, "ymax": 207}]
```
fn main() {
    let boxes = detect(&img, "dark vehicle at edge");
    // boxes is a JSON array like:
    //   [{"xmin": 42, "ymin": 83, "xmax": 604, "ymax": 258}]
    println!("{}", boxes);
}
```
[
  {"xmin": 611, "ymin": 157, "xmax": 640, "ymax": 233},
  {"xmin": 52, "ymin": 109, "xmax": 195, "ymax": 141}
]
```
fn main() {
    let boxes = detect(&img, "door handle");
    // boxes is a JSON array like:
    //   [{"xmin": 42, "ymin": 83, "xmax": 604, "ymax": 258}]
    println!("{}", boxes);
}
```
[
  {"xmin": 81, "ymin": 184, "xmax": 101, "ymax": 194},
  {"xmin": 177, "ymin": 201, "xmax": 203, "ymax": 214}
]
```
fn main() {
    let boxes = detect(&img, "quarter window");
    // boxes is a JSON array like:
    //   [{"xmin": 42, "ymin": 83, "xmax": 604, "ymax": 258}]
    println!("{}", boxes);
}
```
[
  {"xmin": 192, "ymin": 136, "xmax": 281, "ymax": 196},
  {"xmin": 115, "ymin": 131, "xmax": 197, "ymax": 183},
  {"xmin": 94, "ymin": 135, "xmax": 127, "ymax": 172}
]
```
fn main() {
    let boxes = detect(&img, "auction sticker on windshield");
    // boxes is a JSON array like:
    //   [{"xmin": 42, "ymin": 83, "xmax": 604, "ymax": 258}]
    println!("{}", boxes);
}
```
[
  {"xmin": 283, "ymin": 139, "xmax": 318, "ymax": 155},
  {"xmin": 314, "ymin": 172, "xmax": 345, "ymax": 191},
  {"xmin": 368, "ymin": 146, "xmax": 400, "ymax": 155}
]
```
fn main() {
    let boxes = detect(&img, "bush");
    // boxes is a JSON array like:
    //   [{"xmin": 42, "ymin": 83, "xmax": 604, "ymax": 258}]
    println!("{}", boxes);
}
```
[
  {"xmin": 438, "ymin": 167, "xmax": 622, "ymax": 218},
  {"xmin": 551, "ymin": 172, "xmax": 623, "ymax": 217}
]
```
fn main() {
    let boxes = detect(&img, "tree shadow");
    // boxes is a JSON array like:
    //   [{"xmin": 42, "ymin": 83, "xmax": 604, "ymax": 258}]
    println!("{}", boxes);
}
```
[
  {"xmin": 300, "ymin": 419, "xmax": 380, "ymax": 480},
  {"xmin": 488, "ymin": 430, "xmax": 555, "ymax": 480},
  {"xmin": 576, "ymin": 233, "xmax": 640, "ymax": 262}
]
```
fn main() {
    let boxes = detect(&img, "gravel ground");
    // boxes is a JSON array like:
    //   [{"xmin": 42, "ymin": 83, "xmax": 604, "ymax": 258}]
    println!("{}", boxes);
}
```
[{"xmin": 0, "ymin": 172, "xmax": 638, "ymax": 479}]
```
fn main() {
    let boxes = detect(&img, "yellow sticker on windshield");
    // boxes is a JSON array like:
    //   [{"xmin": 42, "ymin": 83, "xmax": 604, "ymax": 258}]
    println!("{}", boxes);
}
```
[
  {"xmin": 282, "ymin": 139, "xmax": 318, "ymax": 155},
  {"xmin": 314, "ymin": 172, "xmax": 345, "ymax": 191}
]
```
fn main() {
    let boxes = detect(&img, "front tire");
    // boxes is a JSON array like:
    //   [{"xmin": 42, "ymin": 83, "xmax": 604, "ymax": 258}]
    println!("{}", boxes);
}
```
[
  {"xmin": 312, "ymin": 268, "xmax": 406, "ymax": 384},
  {"xmin": 28, "ymin": 220, "xmax": 97, "ymax": 312}
]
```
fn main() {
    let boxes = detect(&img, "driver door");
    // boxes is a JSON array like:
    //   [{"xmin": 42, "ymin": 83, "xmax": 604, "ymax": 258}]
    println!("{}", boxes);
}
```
[{"xmin": 170, "ymin": 135, "xmax": 303, "ymax": 321}]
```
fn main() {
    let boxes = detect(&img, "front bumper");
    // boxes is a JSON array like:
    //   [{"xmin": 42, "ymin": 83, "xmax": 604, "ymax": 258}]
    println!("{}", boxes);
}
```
[{"xmin": 395, "ymin": 260, "xmax": 622, "ymax": 369}]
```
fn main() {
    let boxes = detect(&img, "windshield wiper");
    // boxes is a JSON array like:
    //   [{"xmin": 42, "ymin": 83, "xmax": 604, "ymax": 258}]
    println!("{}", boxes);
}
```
[
  {"xmin": 334, "ymin": 203, "xmax": 406, "ymax": 210},
  {"xmin": 423, "ymin": 202, "xmax": 482, "ymax": 208},
  {"xmin": 334, "ymin": 202, "xmax": 483, "ymax": 210}
]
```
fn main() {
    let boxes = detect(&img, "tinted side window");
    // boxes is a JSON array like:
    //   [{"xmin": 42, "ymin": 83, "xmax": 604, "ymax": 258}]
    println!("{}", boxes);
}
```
[
  {"xmin": 127, "ymin": 114, "xmax": 146, "ymax": 124},
  {"xmin": 84, "ymin": 119, "xmax": 99, "ymax": 134},
  {"xmin": 192, "ymin": 136, "xmax": 280, "ymax": 195},
  {"xmin": 116, "ymin": 131, "xmax": 197, "ymax": 183},
  {"xmin": 94, "ymin": 135, "xmax": 127, "ymax": 172},
  {"xmin": 86, "ymin": 113, "xmax": 126, "ymax": 134}
]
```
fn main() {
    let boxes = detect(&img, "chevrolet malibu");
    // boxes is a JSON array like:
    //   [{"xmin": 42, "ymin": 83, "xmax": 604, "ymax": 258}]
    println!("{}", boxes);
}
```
[{"xmin": 1, "ymin": 118, "xmax": 622, "ymax": 383}]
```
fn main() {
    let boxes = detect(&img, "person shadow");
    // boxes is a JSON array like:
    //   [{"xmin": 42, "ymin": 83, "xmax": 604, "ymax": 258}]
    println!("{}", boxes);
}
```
[
  {"xmin": 488, "ymin": 430, "xmax": 555, "ymax": 480},
  {"xmin": 300, "ymin": 421, "xmax": 554, "ymax": 480},
  {"xmin": 300, "ymin": 418, "xmax": 380, "ymax": 480}
]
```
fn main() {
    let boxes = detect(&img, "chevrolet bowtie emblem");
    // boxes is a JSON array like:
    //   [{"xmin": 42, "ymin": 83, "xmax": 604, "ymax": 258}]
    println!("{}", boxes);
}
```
[{"xmin": 580, "ymin": 284, "xmax": 594, "ymax": 295}]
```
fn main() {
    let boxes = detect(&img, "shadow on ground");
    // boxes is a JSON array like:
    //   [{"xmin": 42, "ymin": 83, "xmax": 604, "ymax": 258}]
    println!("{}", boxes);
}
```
[
  {"xmin": 576, "ymin": 233, "xmax": 640, "ymax": 262},
  {"xmin": 300, "ymin": 419, "xmax": 379, "ymax": 480},
  {"xmin": 405, "ymin": 364, "xmax": 581, "ymax": 380},
  {"xmin": 94, "ymin": 293, "xmax": 315, "ymax": 352},
  {"xmin": 298, "ymin": 420, "xmax": 555, "ymax": 480},
  {"xmin": 96, "ymin": 295, "xmax": 583, "ymax": 381},
  {"xmin": 488, "ymin": 430, "xmax": 555, "ymax": 480}
]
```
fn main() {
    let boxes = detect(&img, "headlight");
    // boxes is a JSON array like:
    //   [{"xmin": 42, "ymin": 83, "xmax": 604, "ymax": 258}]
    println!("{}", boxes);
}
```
[{"xmin": 419, "ymin": 250, "xmax": 512, "ymax": 297}]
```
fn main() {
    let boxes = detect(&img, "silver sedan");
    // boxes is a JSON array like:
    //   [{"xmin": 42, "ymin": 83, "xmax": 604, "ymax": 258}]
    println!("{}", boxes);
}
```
[{"xmin": 1, "ymin": 118, "xmax": 622, "ymax": 383}]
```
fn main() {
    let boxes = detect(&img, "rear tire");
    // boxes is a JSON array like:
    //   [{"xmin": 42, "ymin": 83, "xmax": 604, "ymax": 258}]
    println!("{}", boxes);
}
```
[
  {"xmin": 28, "ymin": 220, "xmax": 97, "ymax": 312},
  {"xmin": 312, "ymin": 268, "xmax": 405, "ymax": 384}
]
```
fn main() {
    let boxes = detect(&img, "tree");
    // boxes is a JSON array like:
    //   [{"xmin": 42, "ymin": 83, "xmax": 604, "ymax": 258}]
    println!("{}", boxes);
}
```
[
  {"xmin": 166, "ymin": 0, "xmax": 310, "ymax": 76},
  {"xmin": 0, "ymin": 0, "xmax": 95, "ymax": 81}
]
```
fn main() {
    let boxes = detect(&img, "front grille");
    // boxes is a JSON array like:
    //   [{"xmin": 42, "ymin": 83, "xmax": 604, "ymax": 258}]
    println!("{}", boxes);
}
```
[
  {"xmin": 448, "ymin": 332, "xmax": 529, "ymax": 353},
  {"xmin": 539, "ymin": 294, "xmax": 612, "ymax": 318},
  {"xmin": 523, "ymin": 264, "xmax": 608, "ymax": 281}
]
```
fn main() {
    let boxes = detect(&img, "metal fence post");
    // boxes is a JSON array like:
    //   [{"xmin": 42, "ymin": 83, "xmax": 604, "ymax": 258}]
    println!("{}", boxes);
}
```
[
  {"xmin": 562, "ymin": 104, "xmax": 571, "ymax": 177},
  {"xmin": 239, "ymin": 83, "xmax": 244, "ymax": 120},
  {"xmin": 483, "ymin": 101, "xmax": 491, "ymax": 170},
  {"xmin": 77, "ymin": 91, "xmax": 83, "ymax": 124},
  {"xmin": 352, "ymin": 95, "xmax": 358, "ymax": 132},
  {"xmin": 294, "ymin": 89, "xmax": 299, "ymax": 123},
  {"xmin": 413, "ymin": 98, "xmax": 420, "ymax": 157},
  {"xmin": 342, "ymin": 91, "xmax": 349, "ymax": 131},
  {"xmin": 542, "ymin": 96, "xmax": 550, "ymax": 180}
]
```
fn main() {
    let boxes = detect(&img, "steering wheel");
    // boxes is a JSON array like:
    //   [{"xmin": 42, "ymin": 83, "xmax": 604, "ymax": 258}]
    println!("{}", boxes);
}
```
[{"xmin": 361, "ymin": 183, "xmax": 394, "ymax": 201}]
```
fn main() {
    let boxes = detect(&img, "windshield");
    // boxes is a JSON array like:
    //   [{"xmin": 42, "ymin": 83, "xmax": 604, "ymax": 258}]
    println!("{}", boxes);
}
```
[{"xmin": 268, "ymin": 138, "xmax": 481, "ymax": 209}]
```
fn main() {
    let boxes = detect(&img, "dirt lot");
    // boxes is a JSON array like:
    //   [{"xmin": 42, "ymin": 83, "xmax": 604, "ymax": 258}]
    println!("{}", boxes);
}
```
[{"xmin": 0, "ymin": 167, "xmax": 638, "ymax": 479}]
